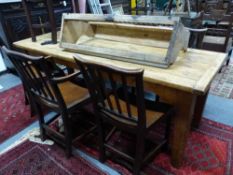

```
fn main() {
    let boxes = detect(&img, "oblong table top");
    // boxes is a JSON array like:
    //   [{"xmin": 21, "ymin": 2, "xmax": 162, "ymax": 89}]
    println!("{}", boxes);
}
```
[{"xmin": 13, "ymin": 32, "xmax": 226, "ymax": 95}]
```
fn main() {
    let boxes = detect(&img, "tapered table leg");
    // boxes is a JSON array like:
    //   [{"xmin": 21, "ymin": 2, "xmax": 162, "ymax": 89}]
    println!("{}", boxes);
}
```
[{"xmin": 192, "ymin": 91, "xmax": 208, "ymax": 128}]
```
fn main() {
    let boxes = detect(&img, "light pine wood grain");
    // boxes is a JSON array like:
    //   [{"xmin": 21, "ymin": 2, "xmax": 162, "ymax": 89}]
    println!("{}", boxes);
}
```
[
  {"xmin": 14, "ymin": 32, "xmax": 226, "ymax": 95},
  {"xmin": 59, "ymin": 14, "xmax": 190, "ymax": 68}
]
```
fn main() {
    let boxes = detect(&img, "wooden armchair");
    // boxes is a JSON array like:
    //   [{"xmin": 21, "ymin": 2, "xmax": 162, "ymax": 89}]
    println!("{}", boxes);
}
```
[
  {"xmin": 74, "ymin": 55, "xmax": 175, "ymax": 175},
  {"xmin": 2, "ymin": 46, "xmax": 92, "ymax": 157}
]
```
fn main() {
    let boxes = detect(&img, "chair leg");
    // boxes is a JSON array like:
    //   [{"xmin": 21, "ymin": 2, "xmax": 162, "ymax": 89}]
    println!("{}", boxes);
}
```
[
  {"xmin": 27, "ymin": 92, "xmax": 36, "ymax": 117},
  {"xmin": 25, "ymin": 92, "xmax": 29, "ymax": 105},
  {"xmin": 35, "ymin": 103, "xmax": 46, "ymax": 141},
  {"xmin": 226, "ymin": 57, "xmax": 230, "ymax": 66},
  {"xmin": 226, "ymin": 49, "xmax": 232, "ymax": 66},
  {"xmin": 155, "ymin": 95, "xmax": 160, "ymax": 102},
  {"xmin": 22, "ymin": 83, "xmax": 29, "ymax": 105},
  {"xmin": 97, "ymin": 117, "xmax": 106, "ymax": 163},
  {"xmin": 64, "ymin": 134, "xmax": 72, "ymax": 158},
  {"xmin": 164, "ymin": 115, "xmax": 172, "ymax": 151},
  {"xmin": 23, "ymin": 88, "xmax": 36, "ymax": 117},
  {"xmin": 62, "ymin": 113, "xmax": 72, "ymax": 158},
  {"xmin": 218, "ymin": 67, "xmax": 223, "ymax": 73},
  {"xmin": 133, "ymin": 133, "xmax": 145, "ymax": 175}
]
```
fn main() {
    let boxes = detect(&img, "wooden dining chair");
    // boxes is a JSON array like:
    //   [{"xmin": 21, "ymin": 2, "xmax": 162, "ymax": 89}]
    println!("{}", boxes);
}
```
[
  {"xmin": 22, "ymin": 0, "xmax": 57, "ymax": 44},
  {"xmin": 202, "ymin": 13, "xmax": 233, "ymax": 65},
  {"xmin": 74, "ymin": 55, "xmax": 175, "ymax": 175},
  {"xmin": 188, "ymin": 11, "xmax": 208, "ymax": 48},
  {"xmin": 2, "ymin": 46, "xmax": 92, "ymax": 157}
]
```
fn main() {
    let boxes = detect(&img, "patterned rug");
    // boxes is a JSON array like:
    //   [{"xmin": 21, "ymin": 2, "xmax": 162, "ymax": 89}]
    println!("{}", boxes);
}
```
[
  {"xmin": 210, "ymin": 62, "xmax": 233, "ymax": 98},
  {"xmin": 0, "ymin": 140, "xmax": 107, "ymax": 175},
  {"xmin": 74, "ymin": 118, "xmax": 233, "ymax": 175},
  {"xmin": 0, "ymin": 85, "xmax": 36, "ymax": 144}
]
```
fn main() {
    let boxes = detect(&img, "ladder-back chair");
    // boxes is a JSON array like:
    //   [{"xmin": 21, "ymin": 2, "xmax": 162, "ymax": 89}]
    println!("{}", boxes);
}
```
[
  {"xmin": 203, "ymin": 13, "xmax": 233, "ymax": 65},
  {"xmin": 22, "ymin": 0, "xmax": 57, "ymax": 44},
  {"xmin": 74, "ymin": 55, "xmax": 175, "ymax": 175},
  {"xmin": 2, "ymin": 46, "xmax": 91, "ymax": 157},
  {"xmin": 188, "ymin": 11, "xmax": 207, "ymax": 48}
]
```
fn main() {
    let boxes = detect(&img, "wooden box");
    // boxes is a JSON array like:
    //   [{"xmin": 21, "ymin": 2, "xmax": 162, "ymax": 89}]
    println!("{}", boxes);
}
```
[{"xmin": 60, "ymin": 14, "xmax": 190, "ymax": 68}]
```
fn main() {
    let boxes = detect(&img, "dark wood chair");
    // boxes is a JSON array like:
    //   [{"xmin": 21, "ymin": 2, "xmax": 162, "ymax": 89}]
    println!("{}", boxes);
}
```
[
  {"xmin": 227, "ymin": 0, "xmax": 233, "ymax": 14},
  {"xmin": 202, "ymin": 13, "xmax": 233, "ymax": 65},
  {"xmin": 189, "ymin": 0, "xmax": 202, "ymax": 12},
  {"xmin": 204, "ymin": 0, "xmax": 224, "ymax": 13},
  {"xmin": 188, "ymin": 11, "xmax": 208, "ymax": 48},
  {"xmin": 71, "ymin": 0, "xmax": 80, "ymax": 13},
  {"xmin": 22, "ymin": 0, "xmax": 57, "ymax": 44},
  {"xmin": 2, "ymin": 46, "xmax": 92, "ymax": 157},
  {"xmin": 74, "ymin": 55, "xmax": 175, "ymax": 175}
]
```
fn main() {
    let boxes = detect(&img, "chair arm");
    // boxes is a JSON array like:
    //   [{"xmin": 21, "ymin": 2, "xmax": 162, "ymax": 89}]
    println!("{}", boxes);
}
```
[
  {"xmin": 44, "ymin": 56, "xmax": 52, "ymax": 60},
  {"xmin": 44, "ymin": 56, "xmax": 82, "ymax": 83},
  {"xmin": 52, "ymin": 71, "xmax": 82, "ymax": 83}
]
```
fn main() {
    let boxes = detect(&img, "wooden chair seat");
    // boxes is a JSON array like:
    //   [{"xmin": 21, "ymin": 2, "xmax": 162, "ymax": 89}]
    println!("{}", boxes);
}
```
[
  {"xmin": 58, "ymin": 81, "xmax": 90, "ymax": 108},
  {"xmin": 103, "ymin": 95, "xmax": 163, "ymax": 128}
]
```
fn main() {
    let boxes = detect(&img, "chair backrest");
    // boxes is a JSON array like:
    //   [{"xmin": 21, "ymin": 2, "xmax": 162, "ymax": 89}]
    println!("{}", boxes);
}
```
[
  {"xmin": 227, "ymin": 0, "xmax": 233, "ymax": 14},
  {"xmin": 204, "ymin": 0, "xmax": 224, "ymax": 13},
  {"xmin": 74, "ymin": 55, "xmax": 147, "ymax": 128},
  {"xmin": 1, "ymin": 46, "xmax": 66, "ymax": 111},
  {"xmin": 22, "ymin": 0, "xmax": 57, "ymax": 43},
  {"xmin": 203, "ymin": 13, "xmax": 233, "ymax": 52},
  {"xmin": 71, "ymin": 0, "xmax": 78, "ymax": 13},
  {"xmin": 188, "ymin": 11, "xmax": 206, "ymax": 48},
  {"xmin": 191, "ymin": 11, "xmax": 204, "ymax": 28},
  {"xmin": 205, "ymin": 9, "xmax": 227, "ymax": 21}
]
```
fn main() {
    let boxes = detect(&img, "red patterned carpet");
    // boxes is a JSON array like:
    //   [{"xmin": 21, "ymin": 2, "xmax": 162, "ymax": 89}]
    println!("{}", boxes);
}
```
[
  {"xmin": 1, "ymin": 84, "xmax": 232, "ymax": 174},
  {"xmin": 0, "ymin": 85, "xmax": 36, "ymax": 143},
  {"xmin": 75, "ymin": 118, "xmax": 233, "ymax": 175},
  {"xmin": 210, "ymin": 62, "xmax": 233, "ymax": 98},
  {"xmin": 0, "ymin": 140, "xmax": 107, "ymax": 175}
]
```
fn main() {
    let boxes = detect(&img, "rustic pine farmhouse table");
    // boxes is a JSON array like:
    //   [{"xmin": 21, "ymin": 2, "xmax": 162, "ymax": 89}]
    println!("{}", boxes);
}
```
[{"xmin": 13, "ymin": 33, "xmax": 226, "ymax": 168}]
